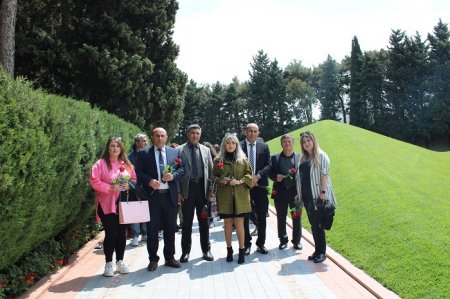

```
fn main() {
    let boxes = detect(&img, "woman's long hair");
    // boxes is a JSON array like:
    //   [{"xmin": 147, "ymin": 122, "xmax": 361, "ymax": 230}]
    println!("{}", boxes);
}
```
[
  {"xmin": 101, "ymin": 137, "xmax": 133, "ymax": 170},
  {"xmin": 300, "ymin": 131, "xmax": 320, "ymax": 166},
  {"xmin": 217, "ymin": 134, "xmax": 246, "ymax": 163}
]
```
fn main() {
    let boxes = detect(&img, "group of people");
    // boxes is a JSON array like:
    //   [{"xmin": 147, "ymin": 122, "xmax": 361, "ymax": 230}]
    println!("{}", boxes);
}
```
[{"xmin": 90, "ymin": 123, "xmax": 336, "ymax": 277}]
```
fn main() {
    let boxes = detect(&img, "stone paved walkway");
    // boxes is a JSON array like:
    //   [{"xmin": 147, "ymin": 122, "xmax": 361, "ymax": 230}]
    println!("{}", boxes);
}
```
[{"xmin": 23, "ymin": 207, "xmax": 400, "ymax": 299}]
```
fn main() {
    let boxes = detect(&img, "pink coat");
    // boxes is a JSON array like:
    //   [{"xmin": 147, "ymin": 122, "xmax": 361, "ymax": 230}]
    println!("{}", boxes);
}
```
[{"xmin": 90, "ymin": 158, "xmax": 137, "ymax": 222}]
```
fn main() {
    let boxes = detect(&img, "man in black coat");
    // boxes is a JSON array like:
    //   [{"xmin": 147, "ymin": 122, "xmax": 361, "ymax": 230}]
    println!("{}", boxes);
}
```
[
  {"xmin": 136, "ymin": 127, "xmax": 185, "ymax": 271},
  {"xmin": 268, "ymin": 134, "xmax": 302, "ymax": 250},
  {"xmin": 241, "ymin": 123, "xmax": 271, "ymax": 255}
]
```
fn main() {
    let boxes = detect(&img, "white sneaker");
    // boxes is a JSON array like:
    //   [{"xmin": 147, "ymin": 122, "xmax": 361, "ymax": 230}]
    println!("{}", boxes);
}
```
[
  {"xmin": 103, "ymin": 262, "xmax": 115, "ymax": 277},
  {"xmin": 141, "ymin": 235, "xmax": 147, "ymax": 242},
  {"xmin": 130, "ymin": 236, "xmax": 139, "ymax": 246},
  {"xmin": 116, "ymin": 260, "xmax": 129, "ymax": 274}
]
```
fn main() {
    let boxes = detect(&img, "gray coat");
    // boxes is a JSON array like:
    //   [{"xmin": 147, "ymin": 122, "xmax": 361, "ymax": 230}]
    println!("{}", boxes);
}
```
[{"xmin": 177, "ymin": 143, "xmax": 213, "ymax": 199}]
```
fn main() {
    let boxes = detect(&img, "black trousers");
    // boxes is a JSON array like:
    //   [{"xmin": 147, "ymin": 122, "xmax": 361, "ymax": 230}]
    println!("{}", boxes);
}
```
[
  {"xmin": 97, "ymin": 204, "xmax": 127, "ymax": 263},
  {"xmin": 147, "ymin": 191, "xmax": 178, "ymax": 262},
  {"xmin": 305, "ymin": 206, "xmax": 326, "ymax": 254},
  {"xmin": 244, "ymin": 187, "xmax": 269, "ymax": 248},
  {"xmin": 274, "ymin": 188, "xmax": 302, "ymax": 244},
  {"xmin": 181, "ymin": 181, "xmax": 210, "ymax": 253}
]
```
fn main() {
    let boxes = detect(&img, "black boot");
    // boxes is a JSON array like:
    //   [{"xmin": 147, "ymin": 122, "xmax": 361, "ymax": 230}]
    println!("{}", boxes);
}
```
[
  {"xmin": 226, "ymin": 247, "xmax": 233, "ymax": 262},
  {"xmin": 238, "ymin": 248, "xmax": 245, "ymax": 264}
]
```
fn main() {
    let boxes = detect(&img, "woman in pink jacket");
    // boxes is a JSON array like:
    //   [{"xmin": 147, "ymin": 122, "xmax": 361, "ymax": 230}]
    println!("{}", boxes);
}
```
[{"xmin": 90, "ymin": 137, "xmax": 137, "ymax": 277}]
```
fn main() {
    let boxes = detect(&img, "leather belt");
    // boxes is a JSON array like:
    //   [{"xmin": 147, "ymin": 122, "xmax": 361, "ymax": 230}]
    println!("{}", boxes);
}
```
[
  {"xmin": 189, "ymin": 177, "xmax": 204, "ymax": 183},
  {"xmin": 157, "ymin": 189, "xmax": 168, "ymax": 193}
]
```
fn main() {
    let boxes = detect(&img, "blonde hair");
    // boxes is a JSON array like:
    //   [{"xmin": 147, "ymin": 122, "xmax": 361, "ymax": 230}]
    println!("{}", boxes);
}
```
[
  {"xmin": 217, "ymin": 134, "xmax": 246, "ymax": 163},
  {"xmin": 300, "ymin": 131, "xmax": 320, "ymax": 166}
]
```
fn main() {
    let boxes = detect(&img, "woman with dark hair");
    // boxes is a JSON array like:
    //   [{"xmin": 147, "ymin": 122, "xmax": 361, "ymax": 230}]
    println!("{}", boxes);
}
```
[
  {"xmin": 128, "ymin": 133, "xmax": 148, "ymax": 246},
  {"xmin": 212, "ymin": 134, "xmax": 252, "ymax": 264},
  {"xmin": 296, "ymin": 131, "xmax": 336, "ymax": 263},
  {"xmin": 90, "ymin": 137, "xmax": 137, "ymax": 276}
]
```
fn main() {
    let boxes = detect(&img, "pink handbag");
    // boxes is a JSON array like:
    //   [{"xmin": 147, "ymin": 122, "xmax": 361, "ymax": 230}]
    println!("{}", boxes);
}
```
[{"xmin": 118, "ymin": 191, "xmax": 150, "ymax": 224}]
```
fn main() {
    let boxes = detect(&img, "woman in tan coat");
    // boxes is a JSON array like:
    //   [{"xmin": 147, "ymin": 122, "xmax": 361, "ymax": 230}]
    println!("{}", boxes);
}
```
[{"xmin": 212, "ymin": 134, "xmax": 252, "ymax": 264}]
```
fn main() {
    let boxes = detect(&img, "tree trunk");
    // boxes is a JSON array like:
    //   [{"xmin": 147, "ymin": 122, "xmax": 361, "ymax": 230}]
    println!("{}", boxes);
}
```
[{"xmin": 0, "ymin": 0, "xmax": 17, "ymax": 77}]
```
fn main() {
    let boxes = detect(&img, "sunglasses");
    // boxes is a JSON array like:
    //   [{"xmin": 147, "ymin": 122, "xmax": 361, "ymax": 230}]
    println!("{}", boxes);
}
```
[{"xmin": 300, "ymin": 131, "xmax": 312, "ymax": 137}]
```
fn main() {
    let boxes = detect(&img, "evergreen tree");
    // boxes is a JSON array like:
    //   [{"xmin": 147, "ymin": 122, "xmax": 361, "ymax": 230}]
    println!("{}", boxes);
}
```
[
  {"xmin": 349, "ymin": 36, "xmax": 367, "ymax": 127},
  {"xmin": 247, "ymin": 50, "xmax": 288, "ymax": 140},
  {"xmin": 427, "ymin": 19, "xmax": 450, "ymax": 142},
  {"xmin": 360, "ymin": 50, "xmax": 388, "ymax": 133},
  {"xmin": 15, "ymin": 0, "xmax": 186, "ymax": 135},
  {"xmin": 315, "ymin": 55, "xmax": 341, "ymax": 120}
]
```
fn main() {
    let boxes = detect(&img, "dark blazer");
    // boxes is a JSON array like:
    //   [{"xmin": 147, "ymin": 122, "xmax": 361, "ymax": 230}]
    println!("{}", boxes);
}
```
[
  {"xmin": 135, "ymin": 145, "xmax": 185, "ymax": 206},
  {"xmin": 240, "ymin": 140, "xmax": 271, "ymax": 186}
]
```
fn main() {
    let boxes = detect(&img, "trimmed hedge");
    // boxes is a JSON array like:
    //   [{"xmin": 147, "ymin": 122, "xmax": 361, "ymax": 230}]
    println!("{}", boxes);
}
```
[{"xmin": 0, "ymin": 69, "xmax": 142, "ymax": 270}]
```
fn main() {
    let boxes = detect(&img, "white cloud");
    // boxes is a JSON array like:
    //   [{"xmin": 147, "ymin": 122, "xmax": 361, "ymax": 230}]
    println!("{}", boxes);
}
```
[{"xmin": 174, "ymin": 0, "xmax": 450, "ymax": 84}]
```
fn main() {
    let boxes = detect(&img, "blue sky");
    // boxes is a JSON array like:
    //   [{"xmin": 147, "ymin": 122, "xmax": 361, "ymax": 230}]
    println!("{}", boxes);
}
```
[{"xmin": 173, "ymin": 0, "xmax": 450, "ymax": 84}]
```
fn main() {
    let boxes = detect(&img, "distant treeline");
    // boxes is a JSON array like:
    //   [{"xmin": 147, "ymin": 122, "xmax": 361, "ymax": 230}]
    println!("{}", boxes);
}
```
[{"xmin": 9, "ymin": 1, "xmax": 449, "ymax": 147}]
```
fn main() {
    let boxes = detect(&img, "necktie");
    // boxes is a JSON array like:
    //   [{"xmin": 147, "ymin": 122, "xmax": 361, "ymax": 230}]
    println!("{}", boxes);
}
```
[
  {"xmin": 249, "ymin": 143, "xmax": 255, "ymax": 174},
  {"xmin": 190, "ymin": 145, "xmax": 198, "ymax": 179},
  {"xmin": 157, "ymin": 148, "xmax": 165, "ymax": 182}
]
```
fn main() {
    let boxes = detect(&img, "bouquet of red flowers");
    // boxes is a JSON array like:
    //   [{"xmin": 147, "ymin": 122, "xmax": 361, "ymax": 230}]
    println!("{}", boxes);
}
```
[
  {"xmin": 290, "ymin": 200, "xmax": 303, "ymax": 219},
  {"xmin": 284, "ymin": 167, "xmax": 297, "ymax": 180}
]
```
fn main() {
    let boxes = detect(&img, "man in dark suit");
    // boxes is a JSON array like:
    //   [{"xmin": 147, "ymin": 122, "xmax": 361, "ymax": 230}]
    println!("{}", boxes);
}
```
[
  {"xmin": 177, "ymin": 124, "xmax": 214, "ymax": 263},
  {"xmin": 241, "ymin": 123, "xmax": 271, "ymax": 255},
  {"xmin": 268, "ymin": 134, "xmax": 303, "ymax": 250},
  {"xmin": 136, "ymin": 127, "xmax": 185, "ymax": 271}
]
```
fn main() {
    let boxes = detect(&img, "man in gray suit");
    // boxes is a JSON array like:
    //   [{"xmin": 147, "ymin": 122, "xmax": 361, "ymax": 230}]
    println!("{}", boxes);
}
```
[{"xmin": 178, "ymin": 124, "xmax": 214, "ymax": 262}]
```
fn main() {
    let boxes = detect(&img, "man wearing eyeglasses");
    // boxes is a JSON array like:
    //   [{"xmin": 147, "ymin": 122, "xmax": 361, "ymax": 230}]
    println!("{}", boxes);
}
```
[
  {"xmin": 136, "ymin": 127, "xmax": 185, "ymax": 272},
  {"xmin": 240, "ymin": 123, "xmax": 271, "ymax": 255}
]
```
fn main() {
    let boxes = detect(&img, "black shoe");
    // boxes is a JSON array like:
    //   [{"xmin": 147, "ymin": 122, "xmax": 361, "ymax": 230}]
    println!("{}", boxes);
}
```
[
  {"xmin": 314, "ymin": 254, "xmax": 326, "ymax": 263},
  {"xmin": 147, "ymin": 261, "xmax": 158, "ymax": 271},
  {"xmin": 292, "ymin": 243, "xmax": 303, "ymax": 250},
  {"xmin": 278, "ymin": 242, "xmax": 288, "ymax": 250},
  {"xmin": 308, "ymin": 253, "xmax": 318, "ymax": 260},
  {"xmin": 203, "ymin": 250, "xmax": 214, "ymax": 261},
  {"xmin": 226, "ymin": 247, "xmax": 233, "ymax": 262},
  {"xmin": 238, "ymin": 248, "xmax": 245, "ymax": 264},
  {"xmin": 179, "ymin": 252, "xmax": 189, "ymax": 263},
  {"xmin": 165, "ymin": 258, "xmax": 181, "ymax": 268},
  {"xmin": 256, "ymin": 245, "xmax": 268, "ymax": 254},
  {"xmin": 244, "ymin": 245, "xmax": 251, "ymax": 256}
]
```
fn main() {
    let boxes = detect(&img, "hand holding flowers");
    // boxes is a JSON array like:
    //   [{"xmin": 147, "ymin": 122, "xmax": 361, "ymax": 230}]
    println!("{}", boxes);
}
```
[
  {"xmin": 111, "ymin": 162, "xmax": 130, "ymax": 191},
  {"xmin": 162, "ymin": 157, "xmax": 182, "ymax": 182}
]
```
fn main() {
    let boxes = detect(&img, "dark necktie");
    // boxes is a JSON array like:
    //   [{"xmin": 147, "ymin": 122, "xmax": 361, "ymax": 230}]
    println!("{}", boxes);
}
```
[
  {"xmin": 190, "ymin": 145, "xmax": 198, "ymax": 179},
  {"xmin": 157, "ymin": 148, "xmax": 165, "ymax": 182},
  {"xmin": 249, "ymin": 143, "xmax": 255, "ymax": 174}
]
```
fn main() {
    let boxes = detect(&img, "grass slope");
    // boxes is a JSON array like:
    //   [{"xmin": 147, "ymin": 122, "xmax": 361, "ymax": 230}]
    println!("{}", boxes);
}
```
[{"xmin": 266, "ymin": 120, "xmax": 450, "ymax": 299}]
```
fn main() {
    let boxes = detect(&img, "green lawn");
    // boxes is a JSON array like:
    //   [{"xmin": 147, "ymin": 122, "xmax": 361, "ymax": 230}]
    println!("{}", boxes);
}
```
[{"xmin": 266, "ymin": 120, "xmax": 450, "ymax": 299}]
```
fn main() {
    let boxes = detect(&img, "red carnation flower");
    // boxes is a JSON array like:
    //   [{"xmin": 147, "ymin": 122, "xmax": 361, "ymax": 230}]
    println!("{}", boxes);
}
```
[
  {"xmin": 119, "ymin": 162, "xmax": 126, "ymax": 172},
  {"xmin": 290, "ymin": 167, "xmax": 296, "ymax": 174},
  {"xmin": 217, "ymin": 161, "xmax": 224, "ymax": 168},
  {"xmin": 271, "ymin": 189, "xmax": 278, "ymax": 196},
  {"xmin": 175, "ymin": 157, "xmax": 182, "ymax": 165},
  {"xmin": 200, "ymin": 212, "xmax": 208, "ymax": 219},
  {"xmin": 25, "ymin": 273, "xmax": 35, "ymax": 284},
  {"xmin": 200, "ymin": 204, "xmax": 208, "ymax": 219}
]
